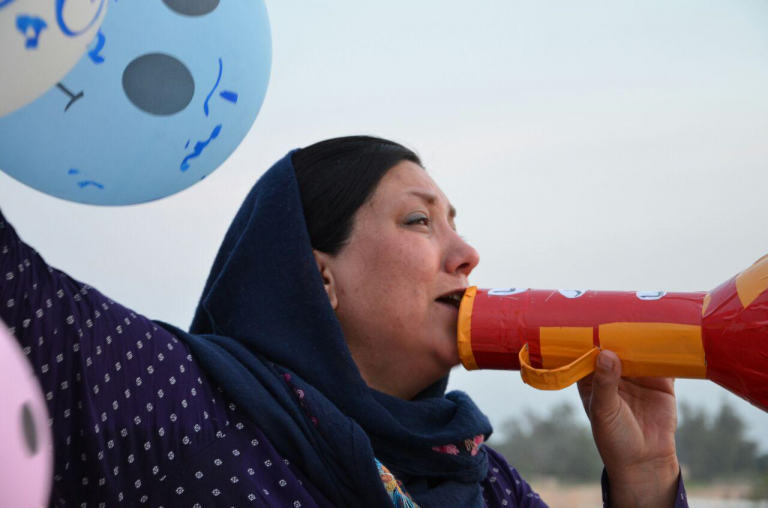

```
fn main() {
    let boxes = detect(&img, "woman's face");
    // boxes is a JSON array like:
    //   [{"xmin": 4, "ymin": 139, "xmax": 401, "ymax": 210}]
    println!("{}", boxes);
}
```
[{"xmin": 315, "ymin": 161, "xmax": 480, "ymax": 399}]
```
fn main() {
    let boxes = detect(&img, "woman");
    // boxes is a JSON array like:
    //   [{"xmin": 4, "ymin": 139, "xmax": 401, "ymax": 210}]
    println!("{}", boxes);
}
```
[{"xmin": 0, "ymin": 136, "xmax": 686, "ymax": 507}]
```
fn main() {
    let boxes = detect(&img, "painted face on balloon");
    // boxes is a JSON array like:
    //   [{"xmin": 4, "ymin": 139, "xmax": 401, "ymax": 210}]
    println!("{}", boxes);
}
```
[{"xmin": 0, "ymin": 0, "xmax": 271, "ymax": 205}]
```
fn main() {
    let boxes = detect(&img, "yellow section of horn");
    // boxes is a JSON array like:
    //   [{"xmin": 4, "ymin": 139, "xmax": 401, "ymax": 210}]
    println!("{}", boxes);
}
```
[
  {"xmin": 457, "ymin": 286, "xmax": 479, "ymax": 370},
  {"xmin": 598, "ymin": 323, "xmax": 706, "ymax": 378},
  {"xmin": 540, "ymin": 327, "xmax": 594, "ymax": 369},
  {"xmin": 736, "ymin": 254, "xmax": 768, "ymax": 309}
]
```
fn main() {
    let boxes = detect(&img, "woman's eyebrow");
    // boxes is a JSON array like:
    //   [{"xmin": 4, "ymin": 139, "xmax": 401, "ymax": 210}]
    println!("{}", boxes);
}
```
[{"xmin": 407, "ymin": 190, "xmax": 457, "ymax": 218}]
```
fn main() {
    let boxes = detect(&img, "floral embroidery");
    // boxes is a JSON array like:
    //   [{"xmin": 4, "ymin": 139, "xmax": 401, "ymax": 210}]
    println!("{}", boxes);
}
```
[
  {"xmin": 281, "ymin": 372, "xmax": 318, "ymax": 426},
  {"xmin": 432, "ymin": 434, "xmax": 485, "ymax": 457},
  {"xmin": 375, "ymin": 458, "xmax": 419, "ymax": 508},
  {"xmin": 431, "ymin": 444, "xmax": 459, "ymax": 455},
  {"xmin": 465, "ymin": 434, "xmax": 485, "ymax": 456}
]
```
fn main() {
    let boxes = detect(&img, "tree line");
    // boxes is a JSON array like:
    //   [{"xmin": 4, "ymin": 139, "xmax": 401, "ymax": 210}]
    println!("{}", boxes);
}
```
[{"xmin": 491, "ymin": 401, "xmax": 768, "ymax": 498}]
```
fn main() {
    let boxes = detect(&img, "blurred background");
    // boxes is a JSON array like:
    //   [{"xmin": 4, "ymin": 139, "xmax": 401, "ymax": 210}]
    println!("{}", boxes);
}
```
[{"xmin": 1, "ymin": 1, "xmax": 767, "ymax": 505}]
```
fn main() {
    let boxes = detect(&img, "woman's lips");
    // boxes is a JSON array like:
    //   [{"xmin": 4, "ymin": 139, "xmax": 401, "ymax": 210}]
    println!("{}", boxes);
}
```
[{"xmin": 436, "ymin": 300, "xmax": 460, "ymax": 315}]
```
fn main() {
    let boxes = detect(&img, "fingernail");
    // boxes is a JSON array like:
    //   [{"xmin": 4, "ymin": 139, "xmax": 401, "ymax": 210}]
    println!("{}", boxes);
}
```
[{"xmin": 598, "ymin": 353, "xmax": 615, "ymax": 371}]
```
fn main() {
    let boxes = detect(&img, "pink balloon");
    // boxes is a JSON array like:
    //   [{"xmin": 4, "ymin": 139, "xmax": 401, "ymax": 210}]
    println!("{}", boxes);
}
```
[{"xmin": 0, "ymin": 320, "xmax": 52, "ymax": 507}]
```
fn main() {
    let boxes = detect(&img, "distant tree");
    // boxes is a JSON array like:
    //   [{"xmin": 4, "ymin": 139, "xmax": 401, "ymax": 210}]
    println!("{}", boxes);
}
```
[
  {"xmin": 748, "ymin": 453, "xmax": 768, "ymax": 500},
  {"xmin": 492, "ymin": 403, "xmax": 603, "ymax": 482},
  {"xmin": 676, "ymin": 403, "xmax": 713, "ymax": 479},
  {"xmin": 676, "ymin": 401, "xmax": 758, "ymax": 481},
  {"xmin": 757, "ymin": 453, "xmax": 768, "ymax": 473},
  {"xmin": 750, "ymin": 477, "xmax": 768, "ymax": 500}
]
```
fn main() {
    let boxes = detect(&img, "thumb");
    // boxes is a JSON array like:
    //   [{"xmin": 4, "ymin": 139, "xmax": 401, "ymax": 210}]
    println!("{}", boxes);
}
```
[{"xmin": 589, "ymin": 350, "xmax": 622, "ymax": 423}]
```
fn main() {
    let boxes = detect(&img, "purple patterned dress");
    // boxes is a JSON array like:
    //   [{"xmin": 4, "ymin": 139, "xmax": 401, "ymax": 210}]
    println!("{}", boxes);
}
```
[{"xmin": 0, "ymin": 209, "xmax": 687, "ymax": 507}]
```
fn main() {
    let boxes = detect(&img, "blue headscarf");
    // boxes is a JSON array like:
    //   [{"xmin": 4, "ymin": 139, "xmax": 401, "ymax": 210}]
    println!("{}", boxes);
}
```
[{"xmin": 160, "ymin": 151, "xmax": 493, "ymax": 507}]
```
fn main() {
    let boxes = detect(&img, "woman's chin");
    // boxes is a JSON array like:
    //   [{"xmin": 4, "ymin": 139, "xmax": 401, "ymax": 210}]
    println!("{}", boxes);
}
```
[{"xmin": 437, "ymin": 340, "xmax": 462, "ymax": 370}]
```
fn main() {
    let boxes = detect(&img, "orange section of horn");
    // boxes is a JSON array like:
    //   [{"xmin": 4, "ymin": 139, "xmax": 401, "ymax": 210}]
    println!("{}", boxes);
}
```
[
  {"xmin": 539, "ymin": 327, "xmax": 593, "ymax": 369},
  {"xmin": 736, "ymin": 254, "xmax": 768, "ymax": 309},
  {"xmin": 457, "ymin": 286, "xmax": 479, "ymax": 370},
  {"xmin": 598, "ymin": 323, "xmax": 706, "ymax": 378}
]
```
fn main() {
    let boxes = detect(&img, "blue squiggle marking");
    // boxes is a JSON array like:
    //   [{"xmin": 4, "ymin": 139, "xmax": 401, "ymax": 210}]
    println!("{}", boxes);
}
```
[
  {"xmin": 88, "ymin": 30, "xmax": 106, "ymax": 64},
  {"xmin": 16, "ymin": 16, "xmax": 47, "ymax": 49},
  {"xmin": 0, "ymin": 0, "xmax": 16, "ymax": 9},
  {"xmin": 184, "ymin": 139, "xmax": 190, "ymax": 149},
  {"xmin": 77, "ymin": 180, "xmax": 104, "ymax": 189},
  {"xmin": 180, "ymin": 124, "xmax": 222, "ymax": 172},
  {"xmin": 69, "ymin": 169, "xmax": 102, "ymax": 188},
  {"xmin": 56, "ymin": 0, "xmax": 106, "ymax": 37},
  {"xmin": 204, "ymin": 58, "xmax": 223, "ymax": 117},
  {"xmin": 219, "ymin": 90, "xmax": 238, "ymax": 104}
]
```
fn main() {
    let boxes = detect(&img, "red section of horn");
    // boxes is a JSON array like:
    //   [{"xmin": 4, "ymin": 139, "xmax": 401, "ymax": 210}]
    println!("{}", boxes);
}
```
[
  {"xmin": 703, "ymin": 276, "xmax": 768, "ymax": 413},
  {"xmin": 469, "ymin": 289, "xmax": 704, "ymax": 370},
  {"xmin": 463, "ymin": 255, "xmax": 768, "ymax": 413}
]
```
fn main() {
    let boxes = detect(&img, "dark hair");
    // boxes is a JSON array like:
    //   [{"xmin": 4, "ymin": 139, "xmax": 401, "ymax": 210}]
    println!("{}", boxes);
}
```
[{"xmin": 291, "ymin": 136, "xmax": 422, "ymax": 255}]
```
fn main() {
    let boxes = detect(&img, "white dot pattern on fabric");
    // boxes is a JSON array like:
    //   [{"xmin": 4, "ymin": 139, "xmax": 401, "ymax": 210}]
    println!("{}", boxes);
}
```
[{"xmin": 0, "ymin": 211, "xmax": 330, "ymax": 508}]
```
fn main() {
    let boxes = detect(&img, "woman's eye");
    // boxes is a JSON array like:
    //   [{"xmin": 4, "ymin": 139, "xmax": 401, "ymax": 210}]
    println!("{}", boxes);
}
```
[{"xmin": 405, "ymin": 214, "xmax": 431, "ymax": 227}]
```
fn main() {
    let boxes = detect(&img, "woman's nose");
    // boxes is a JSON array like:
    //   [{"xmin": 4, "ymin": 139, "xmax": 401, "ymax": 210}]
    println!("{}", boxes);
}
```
[{"xmin": 445, "ymin": 232, "xmax": 480, "ymax": 277}]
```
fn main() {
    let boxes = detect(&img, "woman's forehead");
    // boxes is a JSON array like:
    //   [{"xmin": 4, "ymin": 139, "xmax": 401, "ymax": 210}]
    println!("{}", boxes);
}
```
[{"xmin": 376, "ymin": 162, "xmax": 454, "ymax": 212}]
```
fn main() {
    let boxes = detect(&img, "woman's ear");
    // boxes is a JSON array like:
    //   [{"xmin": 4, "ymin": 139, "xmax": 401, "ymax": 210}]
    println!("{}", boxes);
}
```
[{"xmin": 313, "ymin": 250, "xmax": 338, "ymax": 310}]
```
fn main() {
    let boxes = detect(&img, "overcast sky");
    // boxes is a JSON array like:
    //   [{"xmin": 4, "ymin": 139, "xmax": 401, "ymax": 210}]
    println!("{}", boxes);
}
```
[{"xmin": 1, "ymin": 0, "xmax": 767, "ymax": 448}]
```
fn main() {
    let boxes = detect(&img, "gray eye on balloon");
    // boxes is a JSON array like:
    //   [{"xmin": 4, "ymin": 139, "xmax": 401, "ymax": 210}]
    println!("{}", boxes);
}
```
[
  {"xmin": 22, "ymin": 402, "xmax": 39, "ymax": 456},
  {"xmin": 122, "ymin": 53, "xmax": 195, "ymax": 116},
  {"xmin": 162, "ymin": 0, "xmax": 220, "ymax": 16}
]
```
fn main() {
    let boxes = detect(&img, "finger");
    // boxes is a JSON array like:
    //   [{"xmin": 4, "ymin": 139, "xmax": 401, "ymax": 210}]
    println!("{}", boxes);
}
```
[
  {"xmin": 576, "ymin": 374, "xmax": 594, "ymax": 402},
  {"xmin": 577, "ymin": 373, "xmax": 593, "ymax": 398},
  {"xmin": 620, "ymin": 375, "xmax": 676, "ymax": 396},
  {"xmin": 576, "ymin": 373, "xmax": 594, "ymax": 413},
  {"xmin": 588, "ymin": 350, "xmax": 623, "ymax": 423}
]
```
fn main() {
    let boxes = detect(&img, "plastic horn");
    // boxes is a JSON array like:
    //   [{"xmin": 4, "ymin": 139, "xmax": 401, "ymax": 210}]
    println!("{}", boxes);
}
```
[{"xmin": 457, "ymin": 254, "xmax": 768, "ymax": 413}]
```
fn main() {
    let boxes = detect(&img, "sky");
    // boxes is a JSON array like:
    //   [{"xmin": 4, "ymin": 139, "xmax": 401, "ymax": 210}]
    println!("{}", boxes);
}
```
[{"xmin": 1, "ymin": 0, "xmax": 768, "ymax": 449}]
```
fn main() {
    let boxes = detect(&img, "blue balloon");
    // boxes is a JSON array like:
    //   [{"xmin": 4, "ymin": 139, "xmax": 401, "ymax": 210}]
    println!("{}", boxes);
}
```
[{"xmin": 0, "ymin": 0, "xmax": 271, "ymax": 205}]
